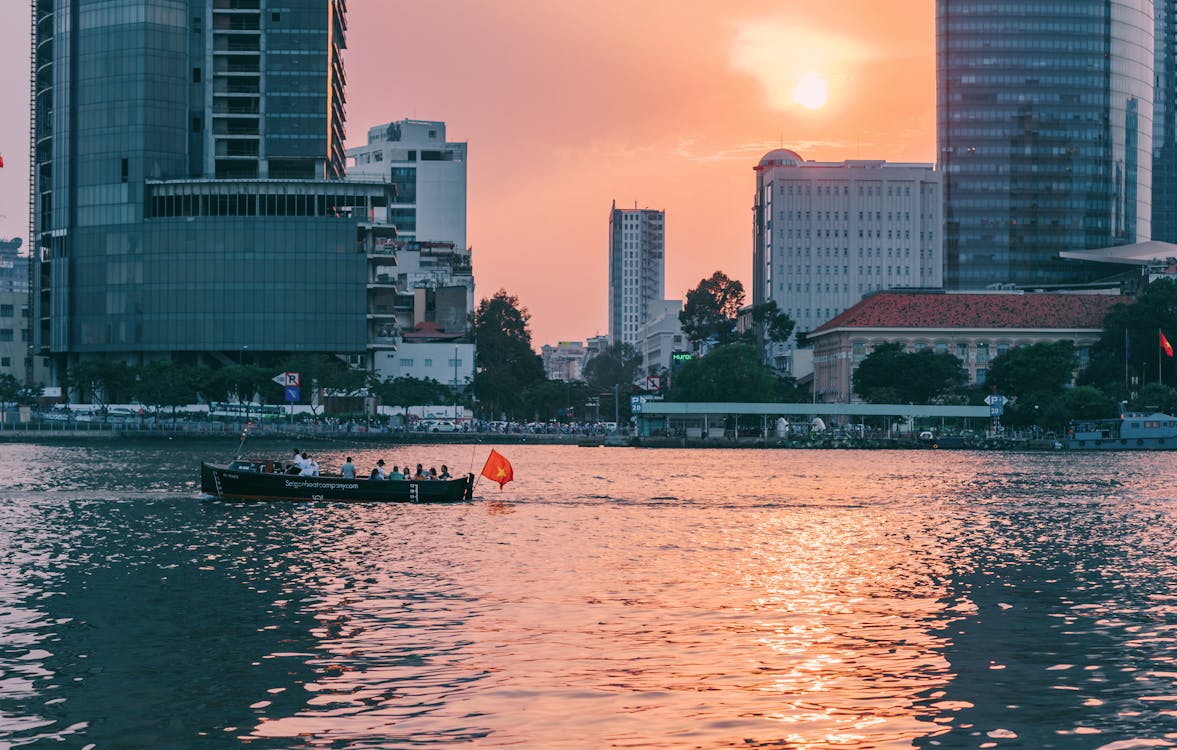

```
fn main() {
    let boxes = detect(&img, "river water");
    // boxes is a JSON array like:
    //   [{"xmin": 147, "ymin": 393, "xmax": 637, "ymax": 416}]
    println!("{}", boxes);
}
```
[{"xmin": 1, "ymin": 442, "xmax": 1175, "ymax": 749}]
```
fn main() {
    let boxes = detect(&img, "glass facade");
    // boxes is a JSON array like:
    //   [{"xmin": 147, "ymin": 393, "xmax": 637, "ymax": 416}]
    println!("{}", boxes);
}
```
[
  {"xmin": 1155, "ymin": 0, "xmax": 1177, "ymax": 241},
  {"xmin": 937, "ymin": 1, "xmax": 1155, "ymax": 288},
  {"xmin": 32, "ymin": 0, "xmax": 378, "ymax": 379}
]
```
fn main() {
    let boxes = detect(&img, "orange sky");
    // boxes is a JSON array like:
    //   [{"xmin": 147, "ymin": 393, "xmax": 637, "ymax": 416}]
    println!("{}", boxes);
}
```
[{"xmin": 0, "ymin": 1, "xmax": 935, "ymax": 348}]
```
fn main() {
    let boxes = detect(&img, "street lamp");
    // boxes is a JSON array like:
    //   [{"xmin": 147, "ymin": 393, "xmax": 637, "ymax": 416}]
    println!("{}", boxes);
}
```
[{"xmin": 240, "ymin": 345, "xmax": 248, "ymax": 365}]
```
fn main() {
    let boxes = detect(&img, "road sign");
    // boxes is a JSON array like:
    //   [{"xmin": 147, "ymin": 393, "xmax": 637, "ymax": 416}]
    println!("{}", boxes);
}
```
[
  {"xmin": 273, "ymin": 371, "xmax": 300, "ymax": 387},
  {"xmin": 984, "ymin": 394, "xmax": 1007, "ymax": 407},
  {"xmin": 630, "ymin": 395, "xmax": 643, "ymax": 413},
  {"xmin": 645, "ymin": 375, "xmax": 661, "ymax": 393},
  {"xmin": 989, "ymin": 402, "xmax": 1005, "ymax": 417},
  {"xmin": 285, "ymin": 386, "xmax": 300, "ymax": 402}
]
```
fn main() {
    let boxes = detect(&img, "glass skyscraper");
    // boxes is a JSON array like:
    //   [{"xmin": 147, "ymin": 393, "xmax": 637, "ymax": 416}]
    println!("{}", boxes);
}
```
[
  {"xmin": 1154, "ymin": 0, "xmax": 1177, "ymax": 241},
  {"xmin": 31, "ymin": 0, "xmax": 390, "ymax": 382},
  {"xmin": 937, "ymin": 1, "xmax": 1155, "ymax": 288}
]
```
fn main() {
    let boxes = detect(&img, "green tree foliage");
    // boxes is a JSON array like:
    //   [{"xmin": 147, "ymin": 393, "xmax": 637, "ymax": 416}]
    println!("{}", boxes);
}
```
[
  {"xmin": 68, "ymin": 360, "xmax": 137, "ymax": 406},
  {"xmin": 277, "ymin": 354, "xmax": 371, "ymax": 413},
  {"xmin": 667, "ymin": 344, "xmax": 784, "ymax": 402},
  {"xmin": 374, "ymin": 375, "xmax": 455, "ymax": 407},
  {"xmin": 1081, "ymin": 278, "xmax": 1177, "ymax": 393},
  {"xmin": 986, "ymin": 341, "xmax": 1077, "ymax": 400},
  {"xmin": 679, "ymin": 271, "xmax": 745, "ymax": 347},
  {"xmin": 852, "ymin": 342, "xmax": 965, "ymax": 404},
  {"xmin": 474, "ymin": 290, "xmax": 545, "ymax": 418},
  {"xmin": 134, "ymin": 360, "xmax": 199, "ymax": 417},
  {"xmin": 1129, "ymin": 383, "xmax": 1177, "ymax": 414},
  {"xmin": 1058, "ymin": 385, "xmax": 1117, "ymax": 421},
  {"xmin": 749, "ymin": 300, "xmax": 796, "ymax": 346},
  {"xmin": 0, "ymin": 374, "xmax": 22, "ymax": 406},
  {"xmin": 583, "ymin": 342, "xmax": 643, "ymax": 392}
]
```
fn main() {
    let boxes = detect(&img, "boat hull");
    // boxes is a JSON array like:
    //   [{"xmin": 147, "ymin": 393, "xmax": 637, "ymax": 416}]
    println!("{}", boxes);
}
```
[{"xmin": 201, "ymin": 462, "xmax": 475, "ymax": 502}]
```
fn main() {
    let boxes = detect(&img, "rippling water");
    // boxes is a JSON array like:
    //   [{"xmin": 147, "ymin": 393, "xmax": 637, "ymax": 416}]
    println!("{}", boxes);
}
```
[{"xmin": 1, "ymin": 442, "xmax": 1176, "ymax": 749}]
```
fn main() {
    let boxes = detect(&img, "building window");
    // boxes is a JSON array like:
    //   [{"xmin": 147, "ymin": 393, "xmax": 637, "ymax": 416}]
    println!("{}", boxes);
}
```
[
  {"xmin": 423, "ymin": 358, "xmax": 433, "ymax": 367},
  {"xmin": 0, "ymin": 357, "xmax": 9, "ymax": 367},
  {"xmin": 975, "ymin": 343, "xmax": 989, "ymax": 364},
  {"xmin": 192, "ymin": 67, "xmax": 201, "ymax": 83},
  {"xmin": 975, "ymin": 368, "xmax": 987, "ymax": 384},
  {"xmin": 399, "ymin": 358, "xmax": 414, "ymax": 367},
  {"xmin": 0, "ymin": 329, "xmax": 12, "ymax": 342},
  {"xmin": 0, "ymin": 305, "xmax": 12, "ymax": 317}
]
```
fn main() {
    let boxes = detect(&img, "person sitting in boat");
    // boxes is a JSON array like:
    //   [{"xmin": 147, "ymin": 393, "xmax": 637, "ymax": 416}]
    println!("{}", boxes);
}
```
[
  {"xmin": 428, "ymin": 467, "xmax": 439, "ymax": 480},
  {"xmin": 413, "ymin": 464, "xmax": 427, "ymax": 480},
  {"xmin": 370, "ymin": 459, "xmax": 386, "ymax": 480},
  {"xmin": 388, "ymin": 464, "xmax": 405, "ymax": 481},
  {"xmin": 287, "ymin": 448, "xmax": 305, "ymax": 474},
  {"xmin": 299, "ymin": 453, "xmax": 318, "ymax": 477},
  {"xmin": 439, "ymin": 465, "xmax": 452, "ymax": 480},
  {"xmin": 340, "ymin": 457, "xmax": 356, "ymax": 479}
]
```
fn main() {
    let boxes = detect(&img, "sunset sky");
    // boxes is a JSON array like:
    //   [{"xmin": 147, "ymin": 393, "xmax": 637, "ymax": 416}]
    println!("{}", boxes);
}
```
[{"xmin": 0, "ymin": 0, "xmax": 935, "ymax": 348}]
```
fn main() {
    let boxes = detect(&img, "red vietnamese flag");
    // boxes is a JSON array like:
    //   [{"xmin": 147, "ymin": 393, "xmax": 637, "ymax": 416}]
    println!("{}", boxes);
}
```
[
  {"xmin": 1163, "ymin": 331, "xmax": 1174, "ymax": 358},
  {"xmin": 0, "ymin": 154, "xmax": 5, "ymax": 168},
  {"xmin": 480, "ymin": 449, "xmax": 514, "ymax": 489}
]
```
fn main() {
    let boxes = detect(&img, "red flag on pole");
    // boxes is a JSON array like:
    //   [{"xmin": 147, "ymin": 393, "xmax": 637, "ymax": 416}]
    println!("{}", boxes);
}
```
[
  {"xmin": 480, "ymin": 449, "xmax": 514, "ymax": 489},
  {"xmin": 1162, "ymin": 331, "xmax": 1174, "ymax": 358},
  {"xmin": 0, "ymin": 154, "xmax": 5, "ymax": 168}
]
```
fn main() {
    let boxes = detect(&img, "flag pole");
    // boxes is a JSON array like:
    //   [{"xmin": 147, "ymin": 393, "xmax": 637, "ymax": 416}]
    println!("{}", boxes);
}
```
[{"xmin": 1162, "ymin": 328, "xmax": 1166, "ymax": 386}]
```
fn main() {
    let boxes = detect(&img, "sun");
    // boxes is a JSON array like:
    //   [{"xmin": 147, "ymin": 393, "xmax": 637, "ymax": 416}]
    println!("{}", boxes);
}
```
[{"xmin": 792, "ymin": 73, "xmax": 828, "ymax": 110}]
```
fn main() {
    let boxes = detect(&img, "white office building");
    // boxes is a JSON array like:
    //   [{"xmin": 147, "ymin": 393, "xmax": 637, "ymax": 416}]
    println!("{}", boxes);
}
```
[
  {"xmin": 609, "ymin": 203, "xmax": 665, "ymax": 347},
  {"xmin": 348, "ymin": 120, "xmax": 467, "ymax": 249},
  {"xmin": 752, "ymin": 150, "xmax": 943, "ymax": 375},
  {"xmin": 635, "ymin": 299, "xmax": 684, "ymax": 377}
]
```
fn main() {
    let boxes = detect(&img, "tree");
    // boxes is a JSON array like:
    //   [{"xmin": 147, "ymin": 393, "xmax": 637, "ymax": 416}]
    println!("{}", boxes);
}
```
[
  {"xmin": 749, "ymin": 300, "xmax": 796, "ymax": 347},
  {"xmin": 374, "ymin": 375, "xmax": 455, "ymax": 407},
  {"xmin": 852, "ymin": 343, "xmax": 965, "ymax": 404},
  {"xmin": 583, "ymin": 342, "xmax": 642, "ymax": 393},
  {"xmin": 277, "ymin": 354, "xmax": 371, "ymax": 414},
  {"xmin": 474, "ymin": 290, "xmax": 545, "ymax": 418},
  {"xmin": 1080, "ymin": 278, "xmax": 1177, "ymax": 394},
  {"xmin": 1129, "ymin": 383, "xmax": 1177, "ymax": 414},
  {"xmin": 667, "ymin": 344, "xmax": 783, "ymax": 402},
  {"xmin": 986, "ymin": 341, "xmax": 1077, "ymax": 400},
  {"xmin": 0, "ymin": 374, "xmax": 21, "ymax": 407},
  {"xmin": 134, "ymin": 360, "xmax": 199, "ymax": 419},
  {"xmin": 679, "ymin": 271, "xmax": 745, "ymax": 347},
  {"xmin": 68, "ymin": 360, "xmax": 137, "ymax": 407}
]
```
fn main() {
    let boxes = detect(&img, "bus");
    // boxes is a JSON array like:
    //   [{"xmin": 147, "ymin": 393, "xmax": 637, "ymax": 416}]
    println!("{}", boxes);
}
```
[{"xmin": 208, "ymin": 402, "xmax": 285, "ymax": 421}]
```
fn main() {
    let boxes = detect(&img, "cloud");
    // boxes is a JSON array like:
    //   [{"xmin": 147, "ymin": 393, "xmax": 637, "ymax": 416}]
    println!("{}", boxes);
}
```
[{"xmin": 728, "ymin": 15, "xmax": 879, "ymax": 111}]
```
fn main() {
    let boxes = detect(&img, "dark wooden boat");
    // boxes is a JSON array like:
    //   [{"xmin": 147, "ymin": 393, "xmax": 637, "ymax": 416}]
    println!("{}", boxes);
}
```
[{"xmin": 201, "ymin": 459, "xmax": 475, "ymax": 502}]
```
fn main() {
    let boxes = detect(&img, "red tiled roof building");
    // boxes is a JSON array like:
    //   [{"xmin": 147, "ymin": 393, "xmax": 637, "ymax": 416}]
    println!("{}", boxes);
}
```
[{"xmin": 807, "ymin": 292, "xmax": 1126, "ymax": 402}]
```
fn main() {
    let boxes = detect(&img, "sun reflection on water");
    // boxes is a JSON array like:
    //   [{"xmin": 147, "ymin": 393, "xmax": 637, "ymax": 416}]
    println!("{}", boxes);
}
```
[{"xmin": 1, "ymin": 444, "xmax": 1176, "ymax": 748}]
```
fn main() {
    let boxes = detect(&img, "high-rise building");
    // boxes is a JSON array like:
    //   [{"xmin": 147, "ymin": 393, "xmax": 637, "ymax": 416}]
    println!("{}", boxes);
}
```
[
  {"xmin": 1155, "ymin": 1, "xmax": 1177, "ymax": 242},
  {"xmin": 347, "ymin": 120, "xmax": 467, "ymax": 249},
  {"xmin": 608, "ymin": 202, "xmax": 665, "ymax": 347},
  {"xmin": 347, "ymin": 121, "xmax": 473, "ymax": 386},
  {"xmin": 752, "ymin": 150, "xmax": 942, "ymax": 375},
  {"xmin": 937, "ymin": 0, "xmax": 1155, "ymax": 288},
  {"xmin": 31, "ymin": 0, "xmax": 392, "ymax": 384}
]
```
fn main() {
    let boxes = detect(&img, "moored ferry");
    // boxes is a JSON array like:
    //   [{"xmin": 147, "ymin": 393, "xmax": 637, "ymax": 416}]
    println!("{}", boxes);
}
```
[{"xmin": 1066, "ymin": 411, "xmax": 1177, "ymax": 450}]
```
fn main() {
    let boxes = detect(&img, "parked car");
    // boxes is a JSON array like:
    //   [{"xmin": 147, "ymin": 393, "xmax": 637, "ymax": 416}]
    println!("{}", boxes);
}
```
[{"xmin": 419, "ymin": 419, "xmax": 458, "ymax": 433}]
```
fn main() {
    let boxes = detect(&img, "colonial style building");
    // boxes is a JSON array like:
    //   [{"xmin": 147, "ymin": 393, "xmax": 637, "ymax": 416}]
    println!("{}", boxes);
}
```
[{"xmin": 807, "ymin": 291, "xmax": 1125, "ymax": 403}]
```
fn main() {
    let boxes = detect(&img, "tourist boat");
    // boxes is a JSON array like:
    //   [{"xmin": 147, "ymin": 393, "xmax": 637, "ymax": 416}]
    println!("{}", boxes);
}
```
[
  {"xmin": 1065, "ymin": 411, "xmax": 1177, "ymax": 450},
  {"xmin": 200, "ymin": 459, "xmax": 475, "ymax": 502}
]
